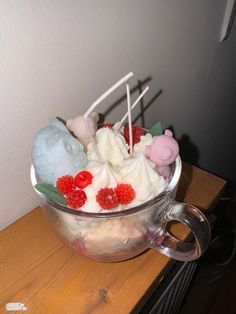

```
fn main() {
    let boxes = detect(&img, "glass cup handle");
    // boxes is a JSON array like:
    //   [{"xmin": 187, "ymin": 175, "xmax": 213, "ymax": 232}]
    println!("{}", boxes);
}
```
[{"xmin": 151, "ymin": 202, "xmax": 211, "ymax": 261}]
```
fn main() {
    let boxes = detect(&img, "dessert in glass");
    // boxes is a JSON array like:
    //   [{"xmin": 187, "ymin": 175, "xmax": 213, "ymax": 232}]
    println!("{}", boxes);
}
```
[{"xmin": 31, "ymin": 72, "xmax": 210, "ymax": 262}]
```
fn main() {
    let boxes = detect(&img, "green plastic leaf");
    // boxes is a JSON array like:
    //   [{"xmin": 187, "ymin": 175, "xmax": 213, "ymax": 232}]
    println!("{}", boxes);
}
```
[
  {"xmin": 149, "ymin": 122, "xmax": 163, "ymax": 136},
  {"xmin": 34, "ymin": 183, "xmax": 67, "ymax": 205}
]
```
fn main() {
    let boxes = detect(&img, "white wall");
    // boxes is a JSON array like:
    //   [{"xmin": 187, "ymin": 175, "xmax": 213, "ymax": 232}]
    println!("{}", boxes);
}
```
[{"xmin": 0, "ymin": 1, "xmax": 231, "ymax": 229}]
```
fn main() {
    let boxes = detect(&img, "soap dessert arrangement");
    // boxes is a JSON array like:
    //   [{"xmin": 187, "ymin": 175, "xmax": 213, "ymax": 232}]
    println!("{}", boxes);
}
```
[
  {"xmin": 31, "ymin": 72, "xmax": 210, "ymax": 262},
  {"xmin": 32, "ymin": 119, "xmax": 178, "ymax": 212}
]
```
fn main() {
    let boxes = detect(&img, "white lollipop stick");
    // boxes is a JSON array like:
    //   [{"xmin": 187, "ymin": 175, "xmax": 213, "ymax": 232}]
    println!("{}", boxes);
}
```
[
  {"xmin": 126, "ymin": 80, "xmax": 133, "ymax": 156},
  {"xmin": 84, "ymin": 116, "xmax": 103, "ymax": 161},
  {"xmin": 84, "ymin": 72, "xmax": 134, "ymax": 118},
  {"xmin": 115, "ymin": 86, "xmax": 149, "ymax": 131},
  {"xmin": 83, "ymin": 72, "xmax": 134, "ymax": 161}
]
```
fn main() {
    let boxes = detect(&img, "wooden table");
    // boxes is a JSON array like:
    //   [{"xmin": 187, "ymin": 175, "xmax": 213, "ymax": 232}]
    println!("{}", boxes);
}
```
[{"xmin": 0, "ymin": 163, "xmax": 226, "ymax": 314}]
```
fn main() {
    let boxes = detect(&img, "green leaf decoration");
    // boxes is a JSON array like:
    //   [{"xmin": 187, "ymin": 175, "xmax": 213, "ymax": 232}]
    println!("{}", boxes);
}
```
[
  {"xmin": 149, "ymin": 122, "xmax": 163, "ymax": 136},
  {"xmin": 34, "ymin": 183, "xmax": 67, "ymax": 205}
]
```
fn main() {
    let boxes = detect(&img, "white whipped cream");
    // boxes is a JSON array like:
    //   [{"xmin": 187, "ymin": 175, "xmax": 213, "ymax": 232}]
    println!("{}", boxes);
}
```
[
  {"xmin": 87, "ymin": 128, "xmax": 130, "ymax": 166},
  {"xmin": 134, "ymin": 133, "xmax": 153, "ymax": 154},
  {"xmin": 118, "ymin": 152, "xmax": 167, "ymax": 205}
]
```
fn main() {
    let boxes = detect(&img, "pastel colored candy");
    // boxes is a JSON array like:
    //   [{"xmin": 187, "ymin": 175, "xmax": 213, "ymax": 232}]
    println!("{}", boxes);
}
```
[
  {"xmin": 146, "ymin": 129, "xmax": 179, "ymax": 166},
  {"xmin": 32, "ymin": 118, "xmax": 88, "ymax": 184},
  {"xmin": 156, "ymin": 165, "xmax": 171, "ymax": 179},
  {"xmin": 145, "ymin": 129, "xmax": 179, "ymax": 178},
  {"xmin": 66, "ymin": 112, "xmax": 99, "ymax": 150}
]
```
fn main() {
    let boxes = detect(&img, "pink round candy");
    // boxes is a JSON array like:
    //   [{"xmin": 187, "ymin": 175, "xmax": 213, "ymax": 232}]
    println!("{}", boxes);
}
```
[{"xmin": 146, "ymin": 129, "xmax": 179, "ymax": 167}]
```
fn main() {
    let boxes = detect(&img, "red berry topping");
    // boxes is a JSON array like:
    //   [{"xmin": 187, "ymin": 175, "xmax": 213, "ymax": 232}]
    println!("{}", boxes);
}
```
[
  {"xmin": 66, "ymin": 190, "xmax": 87, "ymax": 209},
  {"xmin": 74, "ymin": 171, "xmax": 93, "ymax": 189},
  {"xmin": 96, "ymin": 188, "xmax": 118, "ymax": 210},
  {"xmin": 103, "ymin": 123, "xmax": 114, "ymax": 128},
  {"xmin": 56, "ymin": 175, "xmax": 75, "ymax": 195},
  {"xmin": 124, "ymin": 126, "xmax": 145, "ymax": 146},
  {"xmin": 115, "ymin": 184, "xmax": 135, "ymax": 204}
]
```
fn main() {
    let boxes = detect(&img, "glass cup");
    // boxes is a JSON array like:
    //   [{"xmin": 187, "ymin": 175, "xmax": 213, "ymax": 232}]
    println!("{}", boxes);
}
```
[{"xmin": 30, "ymin": 156, "xmax": 210, "ymax": 262}]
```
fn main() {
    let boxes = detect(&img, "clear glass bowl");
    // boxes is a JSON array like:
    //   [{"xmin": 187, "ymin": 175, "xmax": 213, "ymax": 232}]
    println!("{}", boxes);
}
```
[{"xmin": 31, "ymin": 156, "xmax": 210, "ymax": 262}]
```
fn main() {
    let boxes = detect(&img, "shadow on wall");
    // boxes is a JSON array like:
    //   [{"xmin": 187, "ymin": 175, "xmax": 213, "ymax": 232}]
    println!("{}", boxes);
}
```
[
  {"xmin": 103, "ymin": 76, "xmax": 162, "ymax": 129},
  {"xmin": 163, "ymin": 125, "xmax": 200, "ymax": 169},
  {"xmin": 82, "ymin": 76, "xmax": 200, "ymax": 173},
  {"xmin": 178, "ymin": 134, "xmax": 200, "ymax": 167},
  {"xmin": 132, "ymin": 86, "xmax": 162, "ymax": 127}
]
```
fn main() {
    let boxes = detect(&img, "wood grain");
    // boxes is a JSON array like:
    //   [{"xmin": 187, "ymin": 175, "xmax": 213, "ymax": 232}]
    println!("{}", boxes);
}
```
[{"xmin": 0, "ymin": 164, "xmax": 226, "ymax": 313}]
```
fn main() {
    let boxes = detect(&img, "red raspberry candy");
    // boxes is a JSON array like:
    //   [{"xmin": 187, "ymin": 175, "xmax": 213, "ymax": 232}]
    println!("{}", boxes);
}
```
[
  {"xmin": 56, "ymin": 175, "xmax": 75, "ymax": 195},
  {"xmin": 74, "ymin": 171, "xmax": 93, "ymax": 189},
  {"xmin": 66, "ymin": 190, "xmax": 87, "ymax": 209},
  {"xmin": 124, "ymin": 126, "xmax": 145, "ymax": 146},
  {"xmin": 115, "ymin": 184, "xmax": 135, "ymax": 204},
  {"xmin": 96, "ymin": 188, "xmax": 118, "ymax": 210}
]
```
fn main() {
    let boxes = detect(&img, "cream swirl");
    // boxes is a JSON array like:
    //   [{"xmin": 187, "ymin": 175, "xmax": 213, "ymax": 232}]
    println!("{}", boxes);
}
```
[
  {"xmin": 87, "ymin": 128, "xmax": 129, "ymax": 166},
  {"xmin": 118, "ymin": 152, "xmax": 167, "ymax": 205}
]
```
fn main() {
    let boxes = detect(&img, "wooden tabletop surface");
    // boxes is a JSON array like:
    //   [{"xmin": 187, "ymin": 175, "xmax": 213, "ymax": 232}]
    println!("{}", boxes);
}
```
[{"xmin": 0, "ymin": 163, "xmax": 226, "ymax": 314}]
